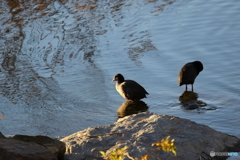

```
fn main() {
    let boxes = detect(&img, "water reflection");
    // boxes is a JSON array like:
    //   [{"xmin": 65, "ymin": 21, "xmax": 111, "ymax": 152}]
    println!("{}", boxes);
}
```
[
  {"xmin": 0, "ymin": 0, "xmax": 238, "ymax": 138},
  {"xmin": 2, "ymin": 55, "xmax": 16, "ymax": 72},
  {"xmin": 117, "ymin": 100, "xmax": 149, "ymax": 118},
  {"xmin": 179, "ymin": 91, "xmax": 207, "ymax": 110}
]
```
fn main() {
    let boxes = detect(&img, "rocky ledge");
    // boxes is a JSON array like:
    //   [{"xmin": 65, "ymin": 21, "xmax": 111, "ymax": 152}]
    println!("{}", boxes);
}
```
[
  {"xmin": 0, "ymin": 134, "xmax": 65, "ymax": 160},
  {"xmin": 61, "ymin": 112, "xmax": 240, "ymax": 160}
]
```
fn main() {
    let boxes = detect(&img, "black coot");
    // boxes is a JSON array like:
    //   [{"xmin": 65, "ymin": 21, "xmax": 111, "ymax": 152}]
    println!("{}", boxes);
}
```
[
  {"xmin": 112, "ymin": 73, "xmax": 149, "ymax": 100},
  {"xmin": 178, "ymin": 61, "xmax": 203, "ymax": 91}
]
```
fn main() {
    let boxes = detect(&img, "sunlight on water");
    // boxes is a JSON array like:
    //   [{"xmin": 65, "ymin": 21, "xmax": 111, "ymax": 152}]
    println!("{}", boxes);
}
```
[{"xmin": 0, "ymin": 0, "xmax": 239, "ymax": 138}]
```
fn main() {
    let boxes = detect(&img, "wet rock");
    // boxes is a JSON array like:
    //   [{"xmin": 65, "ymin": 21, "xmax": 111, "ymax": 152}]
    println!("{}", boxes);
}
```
[
  {"xmin": 0, "ymin": 132, "xmax": 5, "ymax": 138},
  {"xmin": 179, "ymin": 91, "xmax": 207, "ymax": 110},
  {"xmin": 61, "ymin": 112, "xmax": 240, "ymax": 160},
  {"xmin": 0, "ymin": 135, "xmax": 65, "ymax": 160},
  {"xmin": 117, "ymin": 100, "xmax": 149, "ymax": 118},
  {"xmin": 0, "ymin": 138, "xmax": 57, "ymax": 160},
  {"xmin": 179, "ymin": 91, "xmax": 199, "ymax": 103},
  {"xmin": 13, "ymin": 135, "xmax": 66, "ymax": 160}
]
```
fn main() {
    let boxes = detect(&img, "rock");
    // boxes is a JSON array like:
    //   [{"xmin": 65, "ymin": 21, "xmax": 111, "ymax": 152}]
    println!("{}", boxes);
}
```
[
  {"xmin": 0, "ymin": 135, "xmax": 65, "ymax": 160},
  {"xmin": 179, "ymin": 91, "xmax": 208, "ymax": 110},
  {"xmin": 117, "ymin": 100, "xmax": 149, "ymax": 118},
  {"xmin": 0, "ymin": 138, "xmax": 57, "ymax": 160},
  {"xmin": 61, "ymin": 112, "xmax": 240, "ymax": 160},
  {"xmin": 179, "ymin": 91, "xmax": 199, "ymax": 103},
  {"xmin": 13, "ymin": 135, "xmax": 66, "ymax": 160},
  {"xmin": 0, "ymin": 132, "xmax": 5, "ymax": 138}
]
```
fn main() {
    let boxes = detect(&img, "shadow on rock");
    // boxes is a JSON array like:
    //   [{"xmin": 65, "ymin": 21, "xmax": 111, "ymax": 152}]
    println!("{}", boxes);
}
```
[
  {"xmin": 117, "ymin": 100, "xmax": 149, "ymax": 118},
  {"xmin": 179, "ymin": 91, "xmax": 208, "ymax": 110}
]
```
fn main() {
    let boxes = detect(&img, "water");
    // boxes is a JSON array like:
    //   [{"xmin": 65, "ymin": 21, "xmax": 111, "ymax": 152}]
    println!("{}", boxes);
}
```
[{"xmin": 0, "ymin": 0, "xmax": 239, "ymax": 139}]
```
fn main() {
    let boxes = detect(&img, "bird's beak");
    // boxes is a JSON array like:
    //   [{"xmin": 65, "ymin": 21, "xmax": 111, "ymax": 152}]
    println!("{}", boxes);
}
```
[{"xmin": 112, "ymin": 78, "xmax": 116, "ymax": 82}]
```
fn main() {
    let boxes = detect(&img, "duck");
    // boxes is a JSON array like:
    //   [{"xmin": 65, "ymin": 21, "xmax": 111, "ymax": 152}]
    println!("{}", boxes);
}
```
[
  {"xmin": 112, "ymin": 73, "xmax": 149, "ymax": 100},
  {"xmin": 178, "ymin": 61, "xmax": 203, "ymax": 91}
]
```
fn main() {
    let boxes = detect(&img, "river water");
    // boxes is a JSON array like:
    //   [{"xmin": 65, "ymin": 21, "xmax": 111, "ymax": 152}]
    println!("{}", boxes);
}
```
[{"xmin": 0, "ymin": 0, "xmax": 239, "ymax": 140}]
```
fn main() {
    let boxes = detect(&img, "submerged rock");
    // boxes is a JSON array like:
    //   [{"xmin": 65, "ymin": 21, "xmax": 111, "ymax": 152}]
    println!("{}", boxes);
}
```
[
  {"xmin": 179, "ymin": 91, "xmax": 208, "ymax": 110},
  {"xmin": 61, "ymin": 112, "xmax": 240, "ymax": 160},
  {"xmin": 0, "ymin": 135, "xmax": 65, "ymax": 160}
]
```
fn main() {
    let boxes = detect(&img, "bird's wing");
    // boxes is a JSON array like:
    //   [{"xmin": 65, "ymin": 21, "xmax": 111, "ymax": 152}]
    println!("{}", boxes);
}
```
[
  {"xmin": 124, "ymin": 80, "xmax": 148, "ymax": 98},
  {"xmin": 179, "ymin": 63, "xmax": 198, "ymax": 85}
]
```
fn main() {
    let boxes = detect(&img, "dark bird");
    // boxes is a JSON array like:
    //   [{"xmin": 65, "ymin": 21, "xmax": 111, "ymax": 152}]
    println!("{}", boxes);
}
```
[
  {"xmin": 112, "ymin": 73, "xmax": 149, "ymax": 100},
  {"xmin": 178, "ymin": 61, "xmax": 203, "ymax": 91}
]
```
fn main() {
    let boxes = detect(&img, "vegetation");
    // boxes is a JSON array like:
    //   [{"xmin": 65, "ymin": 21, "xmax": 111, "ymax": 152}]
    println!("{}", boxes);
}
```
[
  {"xmin": 99, "ymin": 146, "xmax": 129, "ymax": 160},
  {"xmin": 152, "ymin": 136, "xmax": 177, "ymax": 156},
  {"xmin": 99, "ymin": 136, "xmax": 176, "ymax": 160}
]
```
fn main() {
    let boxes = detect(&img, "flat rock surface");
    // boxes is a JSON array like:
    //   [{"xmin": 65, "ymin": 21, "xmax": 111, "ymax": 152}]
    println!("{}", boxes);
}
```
[{"xmin": 61, "ymin": 112, "xmax": 240, "ymax": 160}]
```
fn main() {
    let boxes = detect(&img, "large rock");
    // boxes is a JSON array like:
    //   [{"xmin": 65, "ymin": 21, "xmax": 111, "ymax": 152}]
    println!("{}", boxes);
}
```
[
  {"xmin": 0, "ymin": 138, "xmax": 57, "ymax": 160},
  {"xmin": 13, "ymin": 135, "xmax": 66, "ymax": 160},
  {"xmin": 0, "ymin": 135, "xmax": 65, "ymax": 160},
  {"xmin": 0, "ymin": 132, "xmax": 5, "ymax": 138},
  {"xmin": 61, "ymin": 112, "xmax": 240, "ymax": 160}
]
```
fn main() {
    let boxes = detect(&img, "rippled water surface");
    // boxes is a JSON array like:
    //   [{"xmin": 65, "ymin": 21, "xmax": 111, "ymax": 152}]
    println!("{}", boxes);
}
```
[{"xmin": 0, "ymin": 0, "xmax": 239, "ymax": 138}]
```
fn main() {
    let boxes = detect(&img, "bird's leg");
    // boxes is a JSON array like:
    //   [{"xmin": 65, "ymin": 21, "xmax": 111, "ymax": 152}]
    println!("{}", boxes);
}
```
[
  {"xmin": 191, "ymin": 84, "xmax": 193, "ymax": 92},
  {"xmin": 185, "ymin": 85, "xmax": 187, "ymax": 91}
]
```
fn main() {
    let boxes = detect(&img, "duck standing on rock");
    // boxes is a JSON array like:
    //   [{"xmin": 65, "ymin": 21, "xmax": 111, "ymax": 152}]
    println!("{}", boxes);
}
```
[
  {"xmin": 112, "ymin": 73, "xmax": 149, "ymax": 100},
  {"xmin": 178, "ymin": 61, "xmax": 203, "ymax": 91}
]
